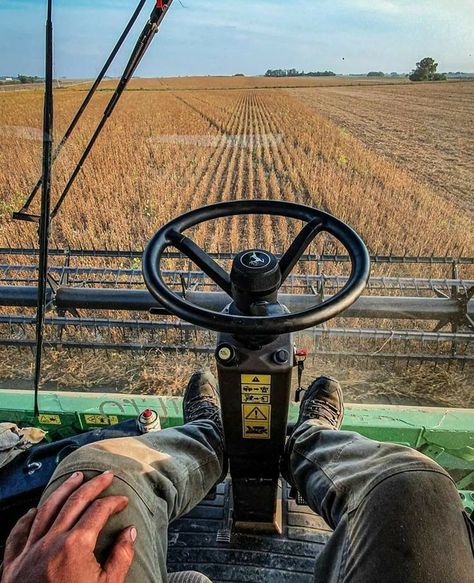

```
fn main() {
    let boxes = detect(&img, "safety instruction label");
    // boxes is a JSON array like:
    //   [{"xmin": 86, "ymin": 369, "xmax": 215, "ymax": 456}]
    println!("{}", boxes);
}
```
[
  {"xmin": 241, "ymin": 374, "xmax": 271, "ymax": 405},
  {"xmin": 38, "ymin": 414, "xmax": 61, "ymax": 425},
  {"xmin": 241, "ymin": 374, "xmax": 271, "ymax": 439},
  {"xmin": 84, "ymin": 414, "xmax": 119, "ymax": 426}
]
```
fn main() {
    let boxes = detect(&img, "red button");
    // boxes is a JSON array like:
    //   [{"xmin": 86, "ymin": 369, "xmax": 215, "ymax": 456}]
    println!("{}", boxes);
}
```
[{"xmin": 143, "ymin": 409, "xmax": 153, "ymax": 419}]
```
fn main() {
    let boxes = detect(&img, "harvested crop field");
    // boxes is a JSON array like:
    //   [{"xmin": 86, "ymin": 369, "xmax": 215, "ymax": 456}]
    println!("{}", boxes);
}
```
[{"xmin": 291, "ymin": 81, "xmax": 474, "ymax": 217}]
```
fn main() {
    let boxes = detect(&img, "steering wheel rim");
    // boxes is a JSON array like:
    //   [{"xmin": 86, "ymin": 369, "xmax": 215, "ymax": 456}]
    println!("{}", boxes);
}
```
[{"xmin": 143, "ymin": 200, "xmax": 370, "ymax": 335}]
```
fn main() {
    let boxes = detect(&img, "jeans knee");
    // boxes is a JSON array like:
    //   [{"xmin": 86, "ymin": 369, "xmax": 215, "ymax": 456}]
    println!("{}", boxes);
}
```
[
  {"xmin": 58, "ymin": 441, "xmax": 112, "ymax": 470},
  {"xmin": 368, "ymin": 458, "xmax": 458, "ymax": 511}
]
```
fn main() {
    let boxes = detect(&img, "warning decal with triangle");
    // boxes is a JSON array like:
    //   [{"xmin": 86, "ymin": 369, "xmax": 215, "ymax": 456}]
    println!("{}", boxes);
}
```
[{"xmin": 244, "ymin": 406, "xmax": 268, "ymax": 421}]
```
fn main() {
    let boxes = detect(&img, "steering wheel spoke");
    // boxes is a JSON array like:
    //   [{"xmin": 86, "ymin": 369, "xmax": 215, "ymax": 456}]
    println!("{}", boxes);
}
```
[
  {"xmin": 167, "ymin": 229, "xmax": 232, "ymax": 296},
  {"xmin": 279, "ymin": 218, "xmax": 324, "ymax": 283}
]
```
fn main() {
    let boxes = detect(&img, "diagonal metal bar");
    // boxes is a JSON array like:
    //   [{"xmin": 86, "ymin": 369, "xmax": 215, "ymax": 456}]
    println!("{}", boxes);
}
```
[
  {"xmin": 279, "ymin": 218, "xmax": 324, "ymax": 283},
  {"xmin": 13, "ymin": 0, "xmax": 148, "ymax": 221}
]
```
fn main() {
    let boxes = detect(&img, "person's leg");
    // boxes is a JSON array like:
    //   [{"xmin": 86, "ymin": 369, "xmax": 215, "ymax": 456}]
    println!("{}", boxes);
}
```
[
  {"xmin": 284, "ymin": 378, "xmax": 474, "ymax": 583},
  {"xmin": 39, "ymin": 372, "xmax": 225, "ymax": 583}
]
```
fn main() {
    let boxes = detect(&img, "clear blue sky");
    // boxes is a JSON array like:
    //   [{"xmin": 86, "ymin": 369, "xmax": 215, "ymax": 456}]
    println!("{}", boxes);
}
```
[{"xmin": 0, "ymin": 0, "xmax": 473, "ymax": 77}]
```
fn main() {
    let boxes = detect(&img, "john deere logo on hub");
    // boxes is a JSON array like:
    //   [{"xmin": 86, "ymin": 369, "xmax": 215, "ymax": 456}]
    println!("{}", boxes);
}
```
[{"xmin": 241, "ymin": 251, "xmax": 271, "ymax": 269}]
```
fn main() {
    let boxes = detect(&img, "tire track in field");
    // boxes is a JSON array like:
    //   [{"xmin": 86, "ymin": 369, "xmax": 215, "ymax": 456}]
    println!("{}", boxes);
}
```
[
  {"xmin": 180, "ymin": 93, "xmax": 245, "ymax": 207},
  {"xmin": 235, "ymin": 92, "xmax": 256, "ymax": 250},
  {"xmin": 244, "ymin": 93, "xmax": 257, "ymax": 249},
  {"xmin": 248, "ymin": 94, "xmax": 275, "ymax": 251},
  {"xmin": 218, "ymin": 94, "xmax": 251, "ymax": 251},
  {"xmin": 168, "ymin": 93, "xmax": 246, "ymax": 249},
  {"xmin": 173, "ymin": 93, "xmax": 230, "ymax": 134},
  {"xmin": 251, "ymin": 93, "xmax": 299, "ymax": 250},
  {"xmin": 248, "ymin": 92, "xmax": 275, "ymax": 252},
  {"xmin": 251, "ymin": 91, "xmax": 281, "ymax": 252},
  {"xmin": 181, "ymin": 92, "xmax": 248, "ymax": 251},
  {"xmin": 258, "ymin": 94, "xmax": 327, "ymax": 210}
]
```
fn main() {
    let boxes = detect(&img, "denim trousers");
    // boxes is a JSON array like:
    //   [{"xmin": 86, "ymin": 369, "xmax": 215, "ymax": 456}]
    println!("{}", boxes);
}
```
[{"xmin": 40, "ymin": 419, "xmax": 474, "ymax": 582}]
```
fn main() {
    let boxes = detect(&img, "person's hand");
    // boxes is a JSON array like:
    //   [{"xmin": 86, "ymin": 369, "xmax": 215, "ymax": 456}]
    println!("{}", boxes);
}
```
[{"xmin": 1, "ymin": 471, "xmax": 136, "ymax": 583}]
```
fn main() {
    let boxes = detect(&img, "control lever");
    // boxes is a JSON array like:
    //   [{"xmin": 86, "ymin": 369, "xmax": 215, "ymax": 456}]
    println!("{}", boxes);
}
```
[{"xmin": 294, "ymin": 348, "xmax": 308, "ymax": 402}]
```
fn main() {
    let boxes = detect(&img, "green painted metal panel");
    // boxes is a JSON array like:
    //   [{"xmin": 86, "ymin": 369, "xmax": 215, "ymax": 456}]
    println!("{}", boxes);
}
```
[
  {"xmin": 0, "ymin": 390, "xmax": 472, "ymax": 488},
  {"xmin": 0, "ymin": 389, "xmax": 472, "ymax": 447}
]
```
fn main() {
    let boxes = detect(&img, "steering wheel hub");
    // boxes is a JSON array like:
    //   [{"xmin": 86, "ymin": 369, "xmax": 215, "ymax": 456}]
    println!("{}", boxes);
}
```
[{"xmin": 231, "ymin": 248, "xmax": 281, "ymax": 302}]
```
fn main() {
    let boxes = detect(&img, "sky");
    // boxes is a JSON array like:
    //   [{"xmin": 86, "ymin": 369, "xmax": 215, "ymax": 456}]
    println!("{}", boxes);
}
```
[{"xmin": 0, "ymin": 0, "xmax": 473, "ymax": 78}]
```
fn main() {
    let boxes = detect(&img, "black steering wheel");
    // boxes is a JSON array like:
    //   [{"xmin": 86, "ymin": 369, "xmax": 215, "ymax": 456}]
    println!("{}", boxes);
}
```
[{"xmin": 143, "ymin": 200, "xmax": 370, "ymax": 335}]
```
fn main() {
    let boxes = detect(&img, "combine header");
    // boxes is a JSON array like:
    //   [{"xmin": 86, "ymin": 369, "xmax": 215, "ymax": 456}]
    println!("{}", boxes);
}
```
[{"xmin": 0, "ymin": 248, "xmax": 473, "ymax": 364}]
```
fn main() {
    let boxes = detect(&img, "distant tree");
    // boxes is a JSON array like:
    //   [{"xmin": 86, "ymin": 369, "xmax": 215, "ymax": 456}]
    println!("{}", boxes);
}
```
[
  {"xmin": 234, "ymin": 73, "xmax": 245, "ymax": 77},
  {"xmin": 409, "ymin": 57, "xmax": 445, "ymax": 81},
  {"xmin": 367, "ymin": 71, "xmax": 385, "ymax": 77},
  {"xmin": 17, "ymin": 74, "xmax": 42, "ymax": 84}
]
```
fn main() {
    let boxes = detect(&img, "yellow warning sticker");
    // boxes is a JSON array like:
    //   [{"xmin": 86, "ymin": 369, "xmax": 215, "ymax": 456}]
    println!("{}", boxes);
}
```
[
  {"xmin": 84, "ymin": 414, "xmax": 119, "ymax": 426},
  {"xmin": 38, "ymin": 414, "xmax": 61, "ymax": 425},
  {"xmin": 243, "ymin": 404, "xmax": 271, "ymax": 421},
  {"xmin": 241, "ymin": 374, "xmax": 271, "ymax": 405},
  {"xmin": 241, "ymin": 374, "xmax": 272, "ymax": 439},
  {"xmin": 242, "ymin": 404, "xmax": 271, "ymax": 439},
  {"xmin": 241, "ymin": 374, "xmax": 271, "ymax": 386},
  {"xmin": 242, "ymin": 419, "xmax": 270, "ymax": 439},
  {"xmin": 242, "ymin": 392, "xmax": 270, "ymax": 404}
]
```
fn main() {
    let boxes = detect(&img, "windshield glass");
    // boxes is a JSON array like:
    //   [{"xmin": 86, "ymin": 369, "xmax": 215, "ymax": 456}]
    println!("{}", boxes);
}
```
[{"xmin": 0, "ymin": 0, "xmax": 473, "ymax": 409}]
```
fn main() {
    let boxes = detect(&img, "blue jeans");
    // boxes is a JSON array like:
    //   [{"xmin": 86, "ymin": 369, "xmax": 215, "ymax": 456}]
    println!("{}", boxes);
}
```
[{"xmin": 41, "ymin": 420, "xmax": 474, "ymax": 582}]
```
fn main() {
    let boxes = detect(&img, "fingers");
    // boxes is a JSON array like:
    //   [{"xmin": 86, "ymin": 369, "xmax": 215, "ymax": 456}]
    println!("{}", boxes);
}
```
[
  {"xmin": 72, "ymin": 495, "xmax": 129, "ymax": 549},
  {"xmin": 48, "ymin": 471, "xmax": 116, "ymax": 535},
  {"xmin": 3, "ymin": 508, "xmax": 37, "ymax": 563},
  {"xmin": 103, "ymin": 527, "xmax": 136, "ymax": 583},
  {"xmin": 29, "ymin": 471, "xmax": 84, "ymax": 543}
]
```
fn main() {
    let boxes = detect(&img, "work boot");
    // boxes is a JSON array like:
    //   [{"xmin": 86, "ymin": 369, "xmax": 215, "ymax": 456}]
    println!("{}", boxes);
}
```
[
  {"xmin": 183, "ymin": 370, "xmax": 227, "ymax": 484},
  {"xmin": 282, "ymin": 376, "xmax": 344, "ymax": 489},
  {"xmin": 183, "ymin": 370, "xmax": 223, "ymax": 436},
  {"xmin": 293, "ymin": 375, "xmax": 344, "ymax": 431}
]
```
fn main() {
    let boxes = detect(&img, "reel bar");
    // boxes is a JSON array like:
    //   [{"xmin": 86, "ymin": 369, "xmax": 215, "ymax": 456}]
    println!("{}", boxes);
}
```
[
  {"xmin": 1, "ymin": 249, "xmax": 473, "ymax": 265},
  {"xmin": 1, "ymin": 265, "xmax": 473, "ymax": 295},
  {"xmin": 1, "ymin": 314, "xmax": 472, "ymax": 343},
  {"xmin": 1, "ymin": 339, "xmax": 472, "ymax": 364}
]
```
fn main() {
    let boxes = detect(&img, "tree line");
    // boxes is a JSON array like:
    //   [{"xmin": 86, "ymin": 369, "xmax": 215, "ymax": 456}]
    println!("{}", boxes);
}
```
[{"xmin": 0, "ymin": 75, "xmax": 44, "ymax": 84}]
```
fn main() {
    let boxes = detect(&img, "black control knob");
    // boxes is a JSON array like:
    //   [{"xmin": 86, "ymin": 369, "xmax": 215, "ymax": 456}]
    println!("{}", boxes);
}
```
[{"xmin": 273, "ymin": 349, "xmax": 290, "ymax": 364}]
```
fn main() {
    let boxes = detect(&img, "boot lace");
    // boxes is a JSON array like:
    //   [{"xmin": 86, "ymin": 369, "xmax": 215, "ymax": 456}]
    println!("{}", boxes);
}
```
[{"xmin": 304, "ymin": 399, "xmax": 339, "ymax": 425}]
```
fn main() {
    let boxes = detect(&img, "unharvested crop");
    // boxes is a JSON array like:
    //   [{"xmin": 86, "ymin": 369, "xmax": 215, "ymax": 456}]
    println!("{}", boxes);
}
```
[{"xmin": 0, "ymin": 83, "xmax": 472, "ymax": 258}]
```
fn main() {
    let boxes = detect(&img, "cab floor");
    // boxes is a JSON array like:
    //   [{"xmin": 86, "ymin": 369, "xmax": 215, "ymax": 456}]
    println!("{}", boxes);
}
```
[{"xmin": 167, "ymin": 480, "xmax": 332, "ymax": 582}]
